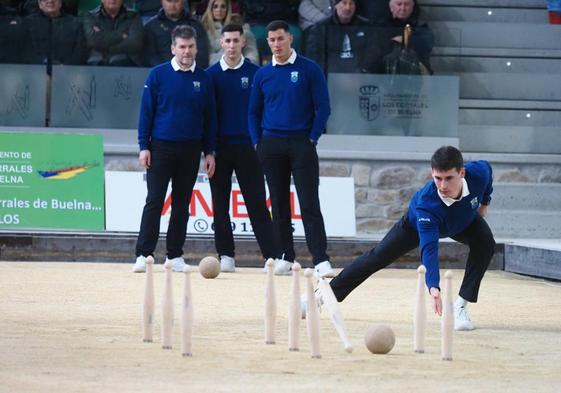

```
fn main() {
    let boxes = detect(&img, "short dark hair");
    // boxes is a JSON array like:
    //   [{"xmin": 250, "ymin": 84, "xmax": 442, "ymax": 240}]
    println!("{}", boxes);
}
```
[
  {"xmin": 431, "ymin": 146, "xmax": 464, "ymax": 171},
  {"xmin": 266, "ymin": 20, "xmax": 290, "ymax": 33},
  {"xmin": 171, "ymin": 25, "xmax": 197, "ymax": 45},
  {"xmin": 221, "ymin": 23, "xmax": 244, "ymax": 36}
]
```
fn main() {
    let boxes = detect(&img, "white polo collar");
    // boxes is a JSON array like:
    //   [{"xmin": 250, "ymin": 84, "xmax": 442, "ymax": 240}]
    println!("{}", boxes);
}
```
[
  {"xmin": 171, "ymin": 56, "xmax": 196, "ymax": 72},
  {"xmin": 438, "ymin": 178, "xmax": 470, "ymax": 207},
  {"xmin": 272, "ymin": 50, "xmax": 297, "ymax": 66},
  {"xmin": 220, "ymin": 55, "xmax": 245, "ymax": 71}
]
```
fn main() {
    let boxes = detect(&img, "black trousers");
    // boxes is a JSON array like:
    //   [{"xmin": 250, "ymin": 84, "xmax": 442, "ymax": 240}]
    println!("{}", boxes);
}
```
[
  {"xmin": 257, "ymin": 135, "xmax": 329, "ymax": 265},
  {"xmin": 135, "ymin": 139, "xmax": 202, "ymax": 259},
  {"xmin": 330, "ymin": 214, "xmax": 495, "ymax": 303},
  {"xmin": 210, "ymin": 143, "xmax": 278, "ymax": 259}
]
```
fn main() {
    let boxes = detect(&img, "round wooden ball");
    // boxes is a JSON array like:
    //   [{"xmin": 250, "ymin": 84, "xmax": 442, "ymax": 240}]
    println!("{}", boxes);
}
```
[
  {"xmin": 199, "ymin": 256, "xmax": 220, "ymax": 279},
  {"xmin": 364, "ymin": 324, "xmax": 395, "ymax": 354}
]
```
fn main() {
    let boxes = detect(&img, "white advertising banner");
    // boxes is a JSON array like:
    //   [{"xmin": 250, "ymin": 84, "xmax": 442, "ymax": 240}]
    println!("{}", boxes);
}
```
[{"xmin": 105, "ymin": 171, "xmax": 356, "ymax": 237}]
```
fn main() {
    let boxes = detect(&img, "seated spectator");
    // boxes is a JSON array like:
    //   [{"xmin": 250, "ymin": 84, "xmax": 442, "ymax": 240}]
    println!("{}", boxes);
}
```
[
  {"xmin": 379, "ymin": 0, "xmax": 433, "ymax": 73},
  {"xmin": 144, "ymin": 0, "xmax": 209, "ymax": 67},
  {"xmin": 19, "ymin": 0, "xmax": 78, "ymax": 16},
  {"xmin": 193, "ymin": 0, "xmax": 242, "ymax": 16},
  {"xmin": 305, "ymin": 0, "xmax": 370, "ymax": 73},
  {"xmin": 0, "ymin": 2, "xmax": 25, "ymax": 63},
  {"xmin": 77, "ymin": 0, "xmax": 134, "ymax": 17},
  {"xmin": 243, "ymin": 0, "xmax": 301, "ymax": 60},
  {"xmin": 23, "ymin": 0, "xmax": 86, "ymax": 65},
  {"xmin": 200, "ymin": 0, "xmax": 258, "ymax": 65},
  {"xmin": 298, "ymin": 0, "xmax": 333, "ymax": 31},
  {"xmin": 83, "ymin": 0, "xmax": 144, "ymax": 66}
]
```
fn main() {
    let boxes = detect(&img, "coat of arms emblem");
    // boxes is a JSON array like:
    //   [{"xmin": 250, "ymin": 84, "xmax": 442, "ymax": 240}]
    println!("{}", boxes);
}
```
[
  {"xmin": 359, "ymin": 85, "xmax": 380, "ymax": 121},
  {"xmin": 290, "ymin": 71, "xmax": 298, "ymax": 83}
]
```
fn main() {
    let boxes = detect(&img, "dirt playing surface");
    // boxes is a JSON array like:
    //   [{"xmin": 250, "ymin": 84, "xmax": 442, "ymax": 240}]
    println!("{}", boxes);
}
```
[{"xmin": 1, "ymin": 262, "xmax": 560, "ymax": 393}]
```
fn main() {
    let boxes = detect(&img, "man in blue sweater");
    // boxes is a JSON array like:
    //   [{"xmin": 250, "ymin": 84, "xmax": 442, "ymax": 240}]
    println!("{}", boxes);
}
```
[
  {"xmin": 315, "ymin": 146, "xmax": 495, "ymax": 331},
  {"xmin": 248, "ymin": 20, "xmax": 334, "ymax": 277},
  {"xmin": 133, "ymin": 25, "xmax": 217, "ymax": 273},
  {"xmin": 206, "ymin": 23, "xmax": 278, "ymax": 273}
]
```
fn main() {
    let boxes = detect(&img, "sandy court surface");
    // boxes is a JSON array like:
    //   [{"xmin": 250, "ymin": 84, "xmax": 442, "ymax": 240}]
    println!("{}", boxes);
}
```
[{"xmin": 1, "ymin": 261, "xmax": 560, "ymax": 393}]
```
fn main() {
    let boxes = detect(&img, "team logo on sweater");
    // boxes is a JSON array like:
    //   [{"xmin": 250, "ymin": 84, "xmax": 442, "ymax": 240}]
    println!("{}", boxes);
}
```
[
  {"xmin": 241, "ymin": 77, "xmax": 249, "ymax": 89},
  {"xmin": 290, "ymin": 71, "xmax": 299, "ymax": 83},
  {"xmin": 193, "ymin": 81, "xmax": 201, "ymax": 92},
  {"xmin": 470, "ymin": 197, "xmax": 479, "ymax": 209}
]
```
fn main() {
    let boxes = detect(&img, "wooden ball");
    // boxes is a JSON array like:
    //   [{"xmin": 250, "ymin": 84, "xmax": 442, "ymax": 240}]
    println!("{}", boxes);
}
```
[
  {"xmin": 199, "ymin": 256, "xmax": 220, "ymax": 279},
  {"xmin": 364, "ymin": 324, "xmax": 395, "ymax": 354}
]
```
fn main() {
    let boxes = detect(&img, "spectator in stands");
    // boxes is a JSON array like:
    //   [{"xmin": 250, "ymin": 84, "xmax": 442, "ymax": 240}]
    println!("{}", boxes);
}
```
[
  {"xmin": 145, "ymin": 0, "xmax": 209, "ymax": 67},
  {"xmin": 200, "ymin": 0, "xmax": 258, "ymax": 65},
  {"xmin": 193, "ymin": 0, "xmax": 242, "ymax": 17},
  {"xmin": 0, "ymin": 1, "xmax": 25, "ymax": 63},
  {"xmin": 380, "ymin": 0, "xmax": 433, "ymax": 72},
  {"xmin": 305, "ymin": 0, "xmax": 370, "ymax": 73},
  {"xmin": 23, "ymin": 0, "xmax": 87, "ymax": 65},
  {"xmin": 243, "ymin": 0, "xmax": 301, "ymax": 61},
  {"xmin": 77, "ymin": 0, "xmax": 134, "ymax": 17},
  {"xmin": 83, "ymin": 0, "xmax": 144, "ymax": 66},
  {"xmin": 18, "ymin": 0, "xmax": 78, "ymax": 16},
  {"xmin": 298, "ymin": 0, "xmax": 333, "ymax": 31}
]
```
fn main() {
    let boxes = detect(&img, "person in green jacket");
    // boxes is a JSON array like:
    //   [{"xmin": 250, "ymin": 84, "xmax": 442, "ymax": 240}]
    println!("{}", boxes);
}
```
[{"xmin": 83, "ymin": 0, "xmax": 144, "ymax": 66}]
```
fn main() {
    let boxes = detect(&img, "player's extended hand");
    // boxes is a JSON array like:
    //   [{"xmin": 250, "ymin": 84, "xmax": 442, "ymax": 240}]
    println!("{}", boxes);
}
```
[
  {"xmin": 139, "ymin": 150, "xmax": 151, "ymax": 169},
  {"xmin": 205, "ymin": 154, "xmax": 216, "ymax": 178},
  {"xmin": 430, "ymin": 287, "xmax": 442, "ymax": 316}
]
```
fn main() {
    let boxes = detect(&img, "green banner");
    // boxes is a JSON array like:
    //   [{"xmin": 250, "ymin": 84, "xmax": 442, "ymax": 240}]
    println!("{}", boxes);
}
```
[{"xmin": 0, "ymin": 132, "xmax": 105, "ymax": 230}]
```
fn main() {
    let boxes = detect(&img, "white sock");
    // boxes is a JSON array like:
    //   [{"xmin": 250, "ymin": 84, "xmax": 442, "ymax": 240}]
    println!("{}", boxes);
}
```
[{"xmin": 455, "ymin": 296, "xmax": 468, "ymax": 308}]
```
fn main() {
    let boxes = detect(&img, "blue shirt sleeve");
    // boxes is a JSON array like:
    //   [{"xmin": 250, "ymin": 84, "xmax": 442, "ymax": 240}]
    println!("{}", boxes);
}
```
[
  {"xmin": 138, "ymin": 70, "xmax": 157, "ymax": 151},
  {"xmin": 481, "ymin": 161, "xmax": 493, "ymax": 205},
  {"xmin": 248, "ymin": 70, "xmax": 264, "ymax": 145},
  {"xmin": 202, "ymin": 73, "xmax": 217, "ymax": 155},
  {"xmin": 308, "ymin": 61, "xmax": 331, "ymax": 143},
  {"xmin": 416, "ymin": 208, "xmax": 441, "ymax": 290}
]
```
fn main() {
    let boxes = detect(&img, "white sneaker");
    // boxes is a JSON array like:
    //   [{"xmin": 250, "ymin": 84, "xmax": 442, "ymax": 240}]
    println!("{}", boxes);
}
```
[
  {"xmin": 454, "ymin": 304, "xmax": 475, "ymax": 331},
  {"xmin": 220, "ymin": 255, "xmax": 236, "ymax": 272},
  {"xmin": 300, "ymin": 287, "xmax": 324, "ymax": 319},
  {"xmin": 166, "ymin": 257, "xmax": 186, "ymax": 272},
  {"xmin": 314, "ymin": 260, "xmax": 335, "ymax": 278},
  {"xmin": 132, "ymin": 255, "xmax": 147, "ymax": 273},
  {"xmin": 274, "ymin": 258, "xmax": 293, "ymax": 275}
]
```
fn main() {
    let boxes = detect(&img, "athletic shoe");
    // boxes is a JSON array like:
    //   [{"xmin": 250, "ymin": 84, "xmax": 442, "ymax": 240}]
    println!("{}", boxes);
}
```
[
  {"xmin": 300, "ymin": 287, "xmax": 324, "ymax": 319},
  {"xmin": 220, "ymin": 255, "xmax": 236, "ymax": 273},
  {"xmin": 454, "ymin": 304, "xmax": 475, "ymax": 331},
  {"xmin": 274, "ymin": 258, "xmax": 293, "ymax": 275},
  {"xmin": 132, "ymin": 255, "xmax": 147, "ymax": 273},
  {"xmin": 166, "ymin": 257, "xmax": 186, "ymax": 273},
  {"xmin": 262, "ymin": 258, "xmax": 293, "ymax": 275},
  {"xmin": 314, "ymin": 260, "xmax": 335, "ymax": 278}
]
